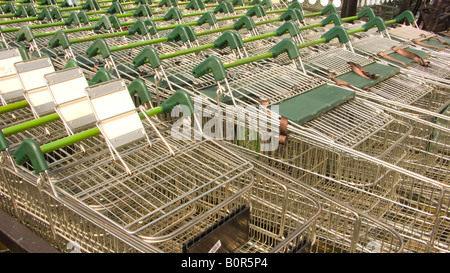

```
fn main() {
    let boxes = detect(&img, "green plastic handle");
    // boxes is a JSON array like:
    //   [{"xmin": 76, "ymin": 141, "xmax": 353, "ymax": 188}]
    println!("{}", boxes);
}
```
[
  {"xmin": 232, "ymin": 0, "xmax": 245, "ymax": 6},
  {"xmin": 144, "ymin": 19, "xmax": 158, "ymax": 35},
  {"xmin": 13, "ymin": 139, "xmax": 48, "ymax": 174},
  {"xmin": 78, "ymin": 11, "xmax": 90, "ymax": 25},
  {"xmin": 321, "ymin": 4, "xmax": 337, "ymax": 15},
  {"xmin": 246, "ymin": 5, "xmax": 266, "ymax": 18},
  {"xmin": 88, "ymin": 68, "xmax": 112, "ymax": 85},
  {"xmin": 160, "ymin": 89, "xmax": 194, "ymax": 115},
  {"xmin": 107, "ymin": 2, "xmax": 124, "ymax": 14},
  {"xmin": 260, "ymin": 0, "xmax": 272, "ymax": 9},
  {"xmin": 214, "ymin": 2, "xmax": 230, "ymax": 14},
  {"xmin": 192, "ymin": 55, "xmax": 227, "ymax": 81},
  {"xmin": 159, "ymin": 0, "xmax": 177, "ymax": 7},
  {"xmin": 163, "ymin": 7, "xmax": 183, "ymax": 21},
  {"xmin": 26, "ymin": 4, "xmax": 37, "ymax": 17},
  {"xmin": 269, "ymin": 38, "xmax": 300, "ymax": 59},
  {"xmin": 37, "ymin": 7, "xmax": 52, "ymax": 21},
  {"xmin": 128, "ymin": 78, "xmax": 151, "ymax": 105},
  {"xmin": 233, "ymin": 15, "xmax": 256, "ymax": 31},
  {"xmin": 167, "ymin": 25, "xmax": 196, "ymax": 42},
  {"xmin": 275, "ymin": 21, "xmax": 299, "ymax": 37},
  {"xmin": 129, "ymin": 19, "xmax": 148, "ymax": 35},
  {"xmin": 321, "ymin": 25, "xmax": 350, "ymax": 43},
  {"xmin": 197, "ymin": 11, "xmax": 217, "ymax": 26},
  {"xmin": 280, "ymin": 8, "xmax": 303, "ymax": 22},
  {"xmin": 288, "ymin": 1, "xmax": 303, "ymax": 11},
  {"xmin": 109, "ymin": 15, "xmax": 122, "ymax": 29},
  {"xmin": 94, "ymin": 15, "xmax": 112, "ymax": 30},
  {"xmin": 41, "ymin": 0, "xmax": 56, "ymax": 5},
  {"xmin": 0, "ymin": 130, "xmax": 9, "ymax": 152},
  {"xmin": 213, "ymin": 30, "xmax": 244, "ymax": 50},
  {"xmin": 3, "ymin": 2, "xmax": 16, "ymax": 14},
  {"xmin": 321, "ymin": 12, "xmax": 343, "ymax": 26},
  {"xmin": 395, "ymin": 10, "xmax": 415, "ymax": 24},
  {"xmin": 65, "ymin": 12, "xmax": 81, "ymax": 26},
  {"xmin": 64, "ymin": 59, "xmax": 79, "ymax": 69},
  {"xmin": 86, "ymin": 38, "xmax": 111, "ymax": 58},
  {"xmin": 15, "ymin": 25, "xmax": 34, "ymax": 42},
  {"xmin": 48, "ymin": 29, "xmax": 71, "ymax": 49},
  {"xmin": 132, "ymin": 46, "xmax": 161, "ymax": 68},
  {"xmin": 134, "ymin": 4, "xmax": 151, "ymax": 17},
  {"xmin": 357, "ymin": 7, "xmax": 375, "ymax": 20},
  {"xmin": 14, "ymin": 5, "xmax": 27, "ymax": 18},
  {"xmin": 135, "ymin": 0, "xmax": 153, "ymax": 4},
  {"xmin": 186, "ymin": 0, "xmax": 201, "ymax": 10},
  {"xmin": 363, "ymin": 16, "xmax": 387, "ymax": 32},
  {"xmin": 82, "ymin": 0, "xmax": 101, "ymax": 10}
]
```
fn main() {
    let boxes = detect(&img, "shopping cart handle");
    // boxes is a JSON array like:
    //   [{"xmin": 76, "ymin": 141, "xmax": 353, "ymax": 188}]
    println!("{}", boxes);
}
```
[
  {"xmin": 197, "ymin": 11, "xmax": 217, "ymax": 26},
  {"xmin": 246, "ymin": 5, "xmax": 266, "ymax": 18},
  {"xmin": 232, "ymin": 0, "xmax": 245, "ymax": 7},
  {"xmin": 363, "ymin": 16, "xmax": 387, "ymax": 32},
  {"xmin": 233, "ymin": 15, "xmax": 256, "ymax": 31},
  {"xmin": 395, "ymin": 10, "xmax": 415, "ymax": 25},
  {"xmin": 133, "ymin": 4, "xmax": 153, "ymax": 18},
  {"xmin": 213, "ymin": 31, "xmax": 244, "ymax": 50},
  {"xmin": 37, "ymin": 7, "xmax": 53, "ymax": 21},
  {"xmin": 0, "ymin": 130, "xmax": 9, "ymax": 152},
  {"xmin": 48, "ymin": 30, "xmax": 71, "ymax": 50},
  {"xmin": 168, "ymin": 25, "xmax": 197, "ymax": 43},
  {"xmin": 86, "ymin": 38, "xmax": 111, "ymax": 58},
  {"xmin": 321, "ymin": 4, "xmax": 337, "ymax": 15},
  {"xmin": 15, "ymin": 26, "xmax": 34, "ymax": 43},
  {"xmin": 26, "ymin": 4, "xmax": 38, "ymax": 17},
  {"xmin": 41, "ymin": 0, "xmax": 56, "ymax": 5},
  {"xmin": 88, "ymin": 68, "xmax": 112, "ymax": 85},
  {"xmin": 321, "ymin": 12, "xmax": 343, "ymax": 27},
  {"xmin": 204, "ymin": 0, "xmax": 217, "ymax": 4},
  {"xmin": 82, "ymin": 0, "xmax": 101, "ymax": 11},
  {"xmin": 192, "ymin": 55, "xmax": 227, "ymax": 81},
  {"xmin": 186, "ymin": 0, "xmax": 202, "ymax": 10},
  {"xmin": 144, "ymin": 19, "xmax": 158, "ymax": 36},
  {"xmin": 13, "ymin": 5, "xmax": 27, "ymax": 18},
  {"xmin": 51, "ymin": 7, "xmax": 63, "ymax": 21},
  {"xmin": 160, "ymin": 89, "xmax": 194, "ymax": 115},
  {"xmin": 13, "ymin": 139, "xmax": 48, "ymax": 174},
  {"xmin": 357, "ymin": 7, "xmax": 376, "ymax": 20},
  {"xmin": 260, "ymin": 0, "xmax": 273, "ymax": 9},
  {"xmin": 3, "ymin": 2, "xmax": 16, "ymax": 14},
  {"xmin": 78, "ymin": 11, "xmax": 90, "ymax": 25},
  {"xmin": 163, "ymin": 7, "xmax": 183, "ymax": 21},
  {"xmin": 129, "ymin": 19, "xmax": 149, "ymax": 36},
  {"xmin": 321, "ymin": 25, "xmax": 350, "ymax": 44},
  {"xmin": 64, "ymin": 59, "xmax": 79, "ymax": 69},
  {"xmin": 135, "ymin": 0, "xmax": 153, "ymax": 4},
  {"xmin": 107, "ymin": 2, "xmax": 125, "ymax": 14},
  {"xmin": 132, "ymin": 46, "xmax": 162, "ymax": 68},
  {"xmin": 109, "ymin": 15, "xmax": 122, "ymax": 30},
  {"xmin": 269, "ymin": 38, "xmax": 300, "ymax": 59},
  {"xmin": 159, "ymin": 0, "xmax": 178, "ymax": 8},
  {"xmin": 214, "ymin": 2, "xmax": 234, "ymax": 14},
  {"xmin": 94, "ymin": 15, "xmax": 113, "ymax": 31},
  {"xmin": 280, "ymin": 8, "xmax": 304, "ymax": 22},
  {"xmin": 128, "ymin": 78, "xmax": 152, "ymax": 105},
  {"xmin": 275, "ymin": 21, "xmax": 300, "ymax": 37},
  {"xmin": 287, "ymin": 1, "xmax": 303, "ymax": 12}
]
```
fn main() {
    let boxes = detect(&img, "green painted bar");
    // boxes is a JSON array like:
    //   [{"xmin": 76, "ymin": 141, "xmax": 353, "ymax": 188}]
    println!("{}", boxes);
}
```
[
  {"xmin": 3, "ymin": 113, "xmax": 60, "ymax": 137},
  {"xmin": 0, "ymin": 100, "xmax": 29, "ymax": 114}
]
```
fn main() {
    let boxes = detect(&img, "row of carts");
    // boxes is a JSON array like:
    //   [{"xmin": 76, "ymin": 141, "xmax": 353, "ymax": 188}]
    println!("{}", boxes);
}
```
[{"xmin": 0, "ymin": 0, "xmax": 448, "ymax": 253}]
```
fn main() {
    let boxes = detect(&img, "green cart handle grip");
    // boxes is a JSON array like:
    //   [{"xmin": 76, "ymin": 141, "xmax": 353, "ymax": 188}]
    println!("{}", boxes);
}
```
[
  {"xmin": 250, "ymin": 0, "xmax": 260, "ymax": 4},
  {"xmin": 205, "ymin": 0, "xmax": 217, "ymax": 4},
  {"xmin": 78, "ymin": 11, "xmax": 90, "ymax": 25},
  {"xmin": 186, "ymin": 0, "xmax": 201, "ymax": 10},
  {"xmin": 128, "ymin": 78, "xmax": 152, "ymax": 105},
  {"xmin": 37, "ymin": 7, "xmax": 53, "ymax": 21},
  {"xmin": 395, "ymin": 10, "xmax": 415, "ymax": 24},
  {"xmin": 159, "ymin": 0, "xmax": 178, "ymax": 7},
  {"xmin": 94, "ymin": 15, "xmax": 113, "ymax": 30},
  {"xmin": 144, "ymin": 19, "xmax": 158, "ymax": 35},
  {"xmin": 88, "ymin": 68, "xmax": 112, "ymax": 85},
  {"xmin": 61, "ymin": 0, "xmax": 79, "ymax": 7},
  {"xmin": 275, "ymin": 21, "xmax": 300, "ymax": 37},
  {"xmin": 357, "ymin": 7, "xmax": 375, "ymax": 20},
  {"xmin": 269, "ymin": 38, "xmax": 300, "ymax": 59},
  {"xmin": 288, "ymin": 1, "xmax": 303, "ymax": 11},
  {"xmin": 129, "ymin": 19, "xmax": 149, "ymax": 35},
  {"xmin": 107, "ymin": 2, "xmax": 125, "ymax": 14},
  {"xmin": 14, "ymin": 5, "xmax": 27, "ymax": 18},
  {"xmin": 135, "ymin": 0, "xmax": 153, "ymax": 4},
  {"xmin": 49, "ymin": 30, "xmax": 71, "ymax": 50},
  {"xmin": 321, "ymin": 4, "xmax": 337, "ymax": 15},
  {"xmin": 233, "ymin": 15, "xmax": 256, "ymax": 31},
  {"xmin": 13, "ymin": 139, "xmax": 48, "ymax": 174},
  {"xmin": 109, "ymin": 15, "xmax": 122, "ymax": 29},
  {"xmin": 363, "ymin": 16, "xmax": 387, "ymax": 32},
  {"xmin": 160, "ymin": 89, "xmax": 194, "ymax": 115},
  {"xmin": 321, "ymin": 25, "xmax": 350, "ymax": 43},
  {"xmin": 26, "ymin": 4, "xmax": 38, "ymax": 17},
  {"xmin": 65, "ymin": 12, "xmax": 81, "ymax": 25},
  {"xmin": 82, "ymin": 0, "xmax": 101, "ymax": 11},
  {"xmin": 197, "ymin": 11, "xmax": 217, "ymax": 26},
  {"xmin": 132, "ymin": 46, "xmax": 161, "ymax": 68},
  {"xmin": 41, "ymin": 0, "xmax": 56, "ymax": 5},
  {"xmin": 86, "ymin": 38, "xmax": 111, "ymax": 58},
  {"xmin": 321, "ymin": 12, "xmax": 343, "ymax": 26},
  {"xmin": 213, "ymin": 30, "xmax": 244, "ymax": 50},
  {"xmin": 260, "ymin": 0, "xmax": 272, "ymax": 9},
  {"xmin": 192, "ymin": 55, "xmax": 227, "ymax": 81},
  {"xmin": 280, "ymin": 8, "xmax": 304, "ymax": 22},
  {"xmin": 164, "ymin": 7, "xmax": 183, "ymax": 21},
  {"xmin": 232, "ymin": 0, "xmax": 245, "ymax": 6},
  {"xmin": 214, "ymin": 2, "xmax": 233, "ymax": 14},
  {"xmin": 168, "ymin": 25, "xmax": 196, "ymax": 42},
  {"xmin": 246, "ymin": 5, "xmax": 266, "ymax": 18},
  {"xmin": 0, "ymin": 130, "xmax": 9, "ymax": 152},
  {"xmin": 51, "ymin": 7, "xmax": 64, "ymax": 21},
  {"xmin": 134, "ymin": 4, "xmax": 153, "ymax": 17},
  {"xmin": 64, "ymin": 59, "xmax": 79, "ymax": 69},
  {"xmin": 3, "ymin": 2, "xmax": 16, "ymax": 14},
  {"xmin": 15, "ymin": 25, "xmax": 34, "ymax": 42}
]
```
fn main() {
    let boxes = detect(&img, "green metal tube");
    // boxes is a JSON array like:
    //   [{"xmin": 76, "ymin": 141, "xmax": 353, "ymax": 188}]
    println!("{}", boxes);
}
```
[
  {"xmin": 2, "ymin": 113, "xmax": 60, "ymax": 137},
  {"xmin": 0, "ymin": 100, "xmax": 29, "ymax": 114},
  {"xmin": 39, "ymin": 105, "xmax": 163, "ymax": 154}
]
